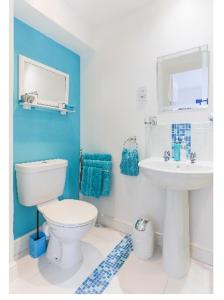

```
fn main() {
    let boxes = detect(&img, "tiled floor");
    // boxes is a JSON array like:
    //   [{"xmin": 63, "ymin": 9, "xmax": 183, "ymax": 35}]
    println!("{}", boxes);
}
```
[
  {"xmin": 10, "ymin": 226, "xmax": 213, "ymax": 294},
  {"xmin": 105, "ymin": 247, "xmax": 213, "ymax": 294}
]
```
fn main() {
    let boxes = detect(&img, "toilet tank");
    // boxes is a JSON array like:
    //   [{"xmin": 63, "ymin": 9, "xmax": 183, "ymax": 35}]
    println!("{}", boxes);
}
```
[{"xmin": 15, "ymin": 159, "xmax": 68, "ymax": 206}]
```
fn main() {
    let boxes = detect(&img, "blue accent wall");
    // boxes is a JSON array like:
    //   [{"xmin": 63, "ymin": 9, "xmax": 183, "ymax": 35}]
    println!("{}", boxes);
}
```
[{"xmin": 13, "ymin": 18, "xmax": 80, "ymax": 239}]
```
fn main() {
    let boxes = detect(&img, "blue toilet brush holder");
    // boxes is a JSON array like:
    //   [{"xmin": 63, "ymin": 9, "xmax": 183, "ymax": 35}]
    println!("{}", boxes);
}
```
[
  {"xmin": 29, "ymin": 209, "xmax": 46, "ymax": 258},
  {"xmin": 29, "ymin": 231, "xmax": 47, "ymax": 258}
]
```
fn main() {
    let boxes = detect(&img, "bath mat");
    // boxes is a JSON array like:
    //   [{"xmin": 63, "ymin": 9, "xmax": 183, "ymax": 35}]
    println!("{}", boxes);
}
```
[{"xmin": 75, "ymin": 234, "xmax": 133, "ymax": 294}]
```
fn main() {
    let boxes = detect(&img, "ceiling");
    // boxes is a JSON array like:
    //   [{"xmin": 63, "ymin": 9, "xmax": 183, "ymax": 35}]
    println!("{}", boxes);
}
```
[{"xmin": 65, "ymin": 0, "xmax": 151, "ymax": 26}]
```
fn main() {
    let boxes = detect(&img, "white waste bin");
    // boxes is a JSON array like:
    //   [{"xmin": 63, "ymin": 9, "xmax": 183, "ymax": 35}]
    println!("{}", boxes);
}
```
[{"xmin": 132, "ymin": 218, "xmax": 154, "ymax": 260}]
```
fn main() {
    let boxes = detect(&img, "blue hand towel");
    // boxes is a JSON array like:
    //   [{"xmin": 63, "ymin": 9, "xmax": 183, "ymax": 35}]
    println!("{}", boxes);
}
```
[
  {"xmin": 101, "ymin": 171, "xmax": 112, "ymax": 196},
  {"xmin": 83, "ymin": 159, "xmax": 112, "ymax": 196},
  {"xmin": 81, "ymin": 166, "xmax": 102, "ymax": 198},
  {"xmin": 120, "ymin": 148, "xmax": 139, "ymax": 176},
  {"xmin": 84, "ymin": 160, "xmax": 112, "ymax": 197}
]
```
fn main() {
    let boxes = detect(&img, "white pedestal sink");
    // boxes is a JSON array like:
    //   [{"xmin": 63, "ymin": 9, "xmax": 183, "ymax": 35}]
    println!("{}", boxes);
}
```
[{"xmin": 139, "ymin": 157, "xmax": 213, "ymax": 278}]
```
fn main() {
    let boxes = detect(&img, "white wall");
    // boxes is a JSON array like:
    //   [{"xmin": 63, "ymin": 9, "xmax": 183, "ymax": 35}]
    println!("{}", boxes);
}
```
[
  {"xmin": 24, "ymin": 0, "xmax": 93, "ymax": 45},
  {"xmin": 81, "ymin": 0, "xmax": 213, "ymax": 259},
  {"xmin": 14, "ymin": 0, "xmax": 95, "ymax": 56}
]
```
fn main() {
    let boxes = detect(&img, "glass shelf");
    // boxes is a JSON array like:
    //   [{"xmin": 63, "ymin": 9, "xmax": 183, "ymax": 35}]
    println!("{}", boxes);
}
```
[{"xmin": 19, "ymin": 101, "xmax": 75, "ymax": 115}]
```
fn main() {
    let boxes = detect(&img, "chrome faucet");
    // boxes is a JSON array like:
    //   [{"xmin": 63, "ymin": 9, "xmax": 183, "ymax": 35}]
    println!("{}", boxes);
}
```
[
  {"xmin": 163, "ymin": 150, "xmax": 170, "ymax": 162},
  {"xmin": 190, "ymin": 152, "xmax": 197, "ymax": 164},
  {"xmin": 144, "ymin": 116, "xmax": 157, "ymax": 128}
]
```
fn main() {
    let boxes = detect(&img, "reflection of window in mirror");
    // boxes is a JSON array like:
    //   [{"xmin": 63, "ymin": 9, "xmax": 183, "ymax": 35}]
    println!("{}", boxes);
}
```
[
  {"xmin": 24, "ymin": 62, "xmax": 67, "ymax": 103},
  {"xmin": 157, "ymin": 45, "xmax": 209, "ymax": 112},
  {"xmin": 171, "ymin": 67, "xmax": 208, "ymax": 108}
]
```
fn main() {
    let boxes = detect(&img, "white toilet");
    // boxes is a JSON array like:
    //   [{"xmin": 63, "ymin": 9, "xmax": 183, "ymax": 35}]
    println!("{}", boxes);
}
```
[{"xmin": 15, "ymin": 159, "xmax": 98, "ymax": 269}]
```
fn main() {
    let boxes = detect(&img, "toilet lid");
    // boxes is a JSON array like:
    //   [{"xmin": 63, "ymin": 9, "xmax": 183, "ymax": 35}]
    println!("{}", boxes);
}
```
[{"xmin": 38, "ymin": 199, "xmax": 98, "ymax": 227}]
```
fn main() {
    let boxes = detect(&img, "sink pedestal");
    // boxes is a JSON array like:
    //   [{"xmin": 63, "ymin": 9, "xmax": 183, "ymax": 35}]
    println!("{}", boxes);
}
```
[{"xmin": 163, "ymin": 189, "xmax": 190, "ymax": 278}]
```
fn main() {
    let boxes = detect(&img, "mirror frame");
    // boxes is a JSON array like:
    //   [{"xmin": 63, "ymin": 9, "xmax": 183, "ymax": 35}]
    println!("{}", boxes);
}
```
[
  {"xmin": 19, "ymin": 55, "xmax": 69, "ymax": 105},
  {"xmin": 157, "ymin": 45, "xmax": 209, "ymax": 113}
]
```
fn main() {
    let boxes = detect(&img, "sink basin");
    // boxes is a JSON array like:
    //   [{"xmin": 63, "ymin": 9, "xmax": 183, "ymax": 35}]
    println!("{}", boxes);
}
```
[
  {"xmin": 139, "ymin": 157, "xmax": 213, "ymax": 279},
  {"xmin": 139, "ymin": 158, "xmax": 213, "ymax": 190}
]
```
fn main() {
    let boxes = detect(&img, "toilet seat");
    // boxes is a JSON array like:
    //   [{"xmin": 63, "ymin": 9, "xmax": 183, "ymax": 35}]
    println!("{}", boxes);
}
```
[{"xmin": 38, "ymin": 199, "xmax": 98, "ymax": 228}]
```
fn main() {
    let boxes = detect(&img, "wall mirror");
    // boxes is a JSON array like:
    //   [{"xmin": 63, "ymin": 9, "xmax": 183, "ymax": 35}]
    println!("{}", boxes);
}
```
[
  {"xmin": 19, "ymin": 55, "xmax": 69, "ymax": 107},
  {"xmin": 157, "ymin": 45, "xmax": 209, "ymax": 112}
]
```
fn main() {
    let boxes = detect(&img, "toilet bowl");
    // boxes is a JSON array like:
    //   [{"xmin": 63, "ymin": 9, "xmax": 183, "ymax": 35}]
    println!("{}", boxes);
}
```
[{"xmin": 38, "ymin": 199, "xmax": 98, "ymax": 269}]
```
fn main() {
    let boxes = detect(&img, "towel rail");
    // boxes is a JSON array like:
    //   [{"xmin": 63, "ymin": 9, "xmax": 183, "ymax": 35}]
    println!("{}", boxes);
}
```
[{"xmin": 79, "ymin": 148, "xmax": 84, "ymax": 190}]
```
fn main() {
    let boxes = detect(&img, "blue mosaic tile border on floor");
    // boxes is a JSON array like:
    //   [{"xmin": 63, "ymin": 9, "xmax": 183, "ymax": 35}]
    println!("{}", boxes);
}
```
[{"xmin": 75, "ymin": 234, "xmax": 133, "ymax": 294}]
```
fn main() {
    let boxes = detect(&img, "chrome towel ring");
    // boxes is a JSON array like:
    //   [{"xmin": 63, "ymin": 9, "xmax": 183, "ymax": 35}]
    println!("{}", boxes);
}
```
[{"xmin": 123, "ymin": 136, "xmax": 138, "ymax": 149}]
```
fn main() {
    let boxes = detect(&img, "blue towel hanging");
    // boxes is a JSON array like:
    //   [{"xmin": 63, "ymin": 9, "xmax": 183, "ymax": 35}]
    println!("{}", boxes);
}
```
[
  {"xmin": 120, "ymin": 148, "xmax": 139, "ymax": 176},
  {"xmin": 80, "ymin": 153, "xmax": 112, "ymax": 198},
  {"xmin": 81, "ymin": 166, "xmax": 103, "ymax": 198}
]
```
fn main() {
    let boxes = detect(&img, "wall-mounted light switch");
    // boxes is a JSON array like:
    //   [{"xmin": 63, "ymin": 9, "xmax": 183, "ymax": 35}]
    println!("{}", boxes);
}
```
[{"xmin": 137, "ymin": 86, "xmax": 147, "ymax": 103}]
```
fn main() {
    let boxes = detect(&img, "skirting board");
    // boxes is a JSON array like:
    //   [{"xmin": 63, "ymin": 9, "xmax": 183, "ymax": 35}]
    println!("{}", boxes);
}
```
[
  {"xmin": 190, "ymin": 243, "xmax": 213, "ymax": 266},
  {"xmin": 9, "ymin": 261, "xmax": 17, "ymax": 282},
  {"xmin": 99, "ymin": 214, "xmax": 213, "ymax": 266},
  {"xmin": 14, "ymin": 227, "xmax": 42, "ymax": 261},
  {"xmin": 13, "ymin": 217, "xmax": 213, "ymax": 266}
]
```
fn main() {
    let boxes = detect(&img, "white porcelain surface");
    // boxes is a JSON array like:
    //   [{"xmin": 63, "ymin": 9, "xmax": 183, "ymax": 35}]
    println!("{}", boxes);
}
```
[
  {"xmin": 38, "ymin": 199, "xmax": 98, "ymax": 227},
  {"xmin": 139, "ymin": 157, "xmax": 213, "ymax": 279},
  {"xmin": 46, "ymin": 219, "xmax": 96, "ymax": 269},
  {"xmin": 15, "ymin": 159, "xmax": 68, "ymax": 206},
  {"xmin": 39, "ymin": 199, "xmax": 97, "ymax": 269},
  {"xmin": 15, "ymin": 159, "xmax": 68, "ymax": 173},
  {"xmin": 163, "ymin": 190, "xmax": 190, "ymax": 278},
  {"xmin": 139, "ymin": 157, "xmax": 213, "ymax": 191}
]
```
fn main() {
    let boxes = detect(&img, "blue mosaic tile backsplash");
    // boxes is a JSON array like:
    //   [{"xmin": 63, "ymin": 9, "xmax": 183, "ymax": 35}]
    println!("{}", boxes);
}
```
[{"xmin": 171, "ymin": 123, "xmax": 191, "ymax": 159}]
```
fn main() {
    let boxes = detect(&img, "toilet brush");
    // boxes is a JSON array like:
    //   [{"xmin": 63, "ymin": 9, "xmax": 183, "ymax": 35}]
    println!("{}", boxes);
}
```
[{"xmin": 36, "ymin": 208, "xmax": 40, "ymax": 240}]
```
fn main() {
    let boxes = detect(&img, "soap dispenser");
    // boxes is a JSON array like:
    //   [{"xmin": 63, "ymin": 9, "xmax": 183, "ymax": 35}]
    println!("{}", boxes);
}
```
[
  {"xmin": 180, "ymin": 135, "xmax": 187, "ymax": 162},
  {"xmin": 174, "ymin": 137, "xmax": 181, "ymax": 161}
]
